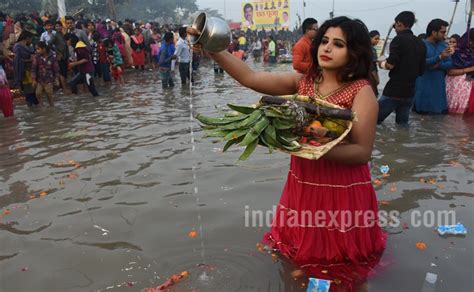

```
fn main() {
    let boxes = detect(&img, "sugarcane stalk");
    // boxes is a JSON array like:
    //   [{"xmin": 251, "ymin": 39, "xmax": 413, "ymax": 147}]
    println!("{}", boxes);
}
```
[{"xmin": 260, "ymin": 96, "xmax": 354, "ymax": 121}]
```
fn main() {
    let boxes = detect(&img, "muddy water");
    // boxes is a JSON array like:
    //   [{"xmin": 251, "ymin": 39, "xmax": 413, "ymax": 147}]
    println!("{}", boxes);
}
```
[{"xmin": 0, "ymin": 62, "xmax": 472, "ymax": 292}]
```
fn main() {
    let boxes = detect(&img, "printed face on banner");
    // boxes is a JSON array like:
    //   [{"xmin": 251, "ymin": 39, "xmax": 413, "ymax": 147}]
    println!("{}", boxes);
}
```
[{"xmin": 242, "ymin": 0, "xmax": 290, "ymax": 31}]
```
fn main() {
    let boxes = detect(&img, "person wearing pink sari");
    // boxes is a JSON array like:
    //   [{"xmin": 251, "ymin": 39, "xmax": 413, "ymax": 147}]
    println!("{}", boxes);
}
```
[
  {"xmin": 451, "ymin": 28, "xmax": 474, "ymax": 115},
  {"xmin": 446, "ymin": 33, "xmax": 474, "ymax": 113},
  {"xmin": 446, "ymin": 67, "xmax": 474, "ymax": 113}
]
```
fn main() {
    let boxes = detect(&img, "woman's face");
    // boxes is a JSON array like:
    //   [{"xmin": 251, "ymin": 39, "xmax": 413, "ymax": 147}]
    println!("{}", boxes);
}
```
[
  {"xmin": 448, "ymin": 37, "xmax": 457, "ymax": 49},
  {"xmin": 371, "ymin": 35, "xmax": 380, "ymax": 46},
  {"xmin": 55, "ymin": 23, "xmax": 63, "ymax": 32},
  {"xmin": 317, "ymin": 27, "xmax": 349, "ymax": 70}
]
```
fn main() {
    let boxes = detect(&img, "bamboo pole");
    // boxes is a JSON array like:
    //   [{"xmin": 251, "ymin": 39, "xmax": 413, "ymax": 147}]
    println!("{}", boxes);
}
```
[
  {"xmin": 106, "ymin": 0, "xmax": 118, "ymax": 20},
  {"xmin": 380, "ymin": 23, "xmax": 394, "ymax": 57},
  {"xmin": 447, "ymin": 0, "xmax": 460, "ymax": 36}
]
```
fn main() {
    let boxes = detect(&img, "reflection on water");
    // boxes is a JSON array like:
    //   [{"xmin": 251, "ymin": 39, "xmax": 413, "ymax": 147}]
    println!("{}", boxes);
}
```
[{"xmin": 0, "ymin": 63, "xmax": 473, "ymax": 291}]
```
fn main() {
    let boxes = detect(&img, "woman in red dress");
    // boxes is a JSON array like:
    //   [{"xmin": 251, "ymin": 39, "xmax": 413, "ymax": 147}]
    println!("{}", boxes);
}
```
[
  {"xmin": 131, "ymin": 27, "xmax": 146, "ymax": 70},
  {"xmin": 190, "ymin": 16, "xmax": 386, "ymax": 291}
]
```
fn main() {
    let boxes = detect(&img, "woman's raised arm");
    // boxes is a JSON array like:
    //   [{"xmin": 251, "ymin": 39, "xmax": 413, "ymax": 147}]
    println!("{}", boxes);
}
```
[{"xmin": 209, "ymin": 50, "xmax": 302, "ymax": 96}]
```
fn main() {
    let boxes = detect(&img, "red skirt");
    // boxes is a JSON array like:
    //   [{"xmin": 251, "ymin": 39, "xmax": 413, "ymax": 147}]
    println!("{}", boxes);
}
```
[
  {"xmin": 132, "ymin": 49, "xmax": 145, "ymax": 66},
  {"xmin": 0, "ymin": 86, "xmax": 14, "ymax": 117},
  {"xmin": 263, "ymin": 156, "xmax": 387, "ymax": 291}
]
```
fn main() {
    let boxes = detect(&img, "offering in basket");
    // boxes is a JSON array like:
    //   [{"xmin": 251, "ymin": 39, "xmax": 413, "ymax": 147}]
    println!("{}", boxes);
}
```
[{"xmin": 196, "ymin": 95, "xmax": 355, "ymax": 161}]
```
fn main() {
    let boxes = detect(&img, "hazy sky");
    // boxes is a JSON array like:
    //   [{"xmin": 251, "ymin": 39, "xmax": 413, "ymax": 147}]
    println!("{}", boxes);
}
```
[{"xmin": 195, "ymin": 0, "xmax": 471, "ymax": 36}]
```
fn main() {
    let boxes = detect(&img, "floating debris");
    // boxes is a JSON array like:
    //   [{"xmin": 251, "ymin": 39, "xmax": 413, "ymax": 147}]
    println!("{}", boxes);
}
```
[
  {"xmin": 380, "ymin": 165, "xmax": 390, "ymax": 177},
  {"xmin": 389, "ymin": 183, "xmax": 397, "ymax": 192},
  {"xmin": 416, "ymin": 242, "xmax": 427, "ymax": 250},
  {"xmin": 421, "ymin": 272, "xmax": 437, "ymax": 292},
  {"xmin": 291, "ymin": 269, "xmax": 305, "ymax": 279},
  {"xmin": 437, "ymin": 223, "xmax": 467, "ymax": 235},
  {"xmin": 188, "ymin": 229, "xmax": 198, "ymax": 238},
  {"xmin": 373, "ymin": 179, "xmax": 382, "ymax": 186},
  {"xmin": 307, "ymin": 277, "xmax": 331, "ymax": 291},
  {"xmin": 68, "ymin": 172, "xmax": 79, "ymax": 179},
  {"xmin": 146, "ymin": 271, "xmax": 189, "ymax": 291},
  {"xmin": 93, "ymin": 225, "xmax": 110, "ymax": 236},
  {"xmin": 271, "ymin": 253, "xmax": 279, "ymax": 263}
]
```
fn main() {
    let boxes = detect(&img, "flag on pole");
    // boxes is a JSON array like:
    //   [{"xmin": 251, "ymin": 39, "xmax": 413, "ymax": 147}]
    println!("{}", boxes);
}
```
[{"xmin": 58, "ymin": 0, "xmax": 67, "ymax": 17}]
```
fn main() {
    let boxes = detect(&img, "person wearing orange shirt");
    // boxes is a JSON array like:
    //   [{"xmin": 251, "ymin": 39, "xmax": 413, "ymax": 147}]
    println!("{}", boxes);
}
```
[{"xmin": 292, "ymin": 18, "xmax": 318, "ymax": 73}]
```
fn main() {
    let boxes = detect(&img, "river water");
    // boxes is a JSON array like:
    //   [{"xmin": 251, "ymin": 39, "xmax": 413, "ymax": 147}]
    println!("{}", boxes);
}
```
[{"xmin": 0, "ymin": 61, "xmax": 473, "ymax": 291}]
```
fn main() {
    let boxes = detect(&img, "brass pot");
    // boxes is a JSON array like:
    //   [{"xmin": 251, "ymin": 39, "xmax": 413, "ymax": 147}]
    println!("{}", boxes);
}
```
[{"xmin": 190, "ymin": 12, "xmax": 231, "ymax": 53}]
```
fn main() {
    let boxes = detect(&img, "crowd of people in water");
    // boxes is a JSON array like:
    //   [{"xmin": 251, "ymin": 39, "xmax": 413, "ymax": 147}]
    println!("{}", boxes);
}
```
[
  {"xmin": 0, "ymin": 11, "xmax": 303, "ymax": 117},
  {"xmin": 0, "ymin": 10, "xmax": 473, "ymax": 121},
  {"xmin": 0, "ymin": 8, "xmax": 472, "ymax": 291}
]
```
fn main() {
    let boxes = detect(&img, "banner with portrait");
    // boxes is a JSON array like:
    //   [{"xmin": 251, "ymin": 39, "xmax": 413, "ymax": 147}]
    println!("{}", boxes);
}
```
[{"xmin": 241, "ymin": 0, "xmax": 290, "ymax": 31}]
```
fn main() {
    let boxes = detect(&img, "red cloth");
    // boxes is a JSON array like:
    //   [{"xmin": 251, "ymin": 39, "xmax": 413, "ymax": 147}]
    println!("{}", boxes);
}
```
[
  {"xmin": 467, "ymin": 82, "xmax": 474, "ymax": 114},
  {"xmin": 0, "ymin": 87, "xmax": 14, "ymax": 117},
  {"xmin": 132, "ymin": 50, "xmax": 145, "ymax": 66},
  {"xmin": 232, "ymin": 50, "xmax": 245, "ymax": 60},
  {"xmin": 263, "ymin": 76, "xmax": 386, "ymax": 291},
  {"xmin": 292, "ymin": 36, "xmax": 313, "ymax": 74},
  {"xmin": 110, "ymin": 65, "xmax": 123, "ymax": 80},
  {"xmin": 131, "ymin": 34, "xmax": 145, "ymax": 66},
  {"xmin": 98, "ymin": 43, "xmax": 108, "ymax": 64}
]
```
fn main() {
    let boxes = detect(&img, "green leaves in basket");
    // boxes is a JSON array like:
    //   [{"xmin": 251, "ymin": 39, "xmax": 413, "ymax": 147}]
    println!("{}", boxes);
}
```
[
  {"xmin": 227, "ymin": 104, "xmax": 258, "ymax": 114},
  {"xmin": 239, "ymin": 138, "xmax": 259, "ymax": 161},
  {"xmin": 196, "ymin": 104, "xmax": 302, "ymax": 161},
  {"xmin": 240, "ymin": 116, "xmax": 270, "ymax": 146}
]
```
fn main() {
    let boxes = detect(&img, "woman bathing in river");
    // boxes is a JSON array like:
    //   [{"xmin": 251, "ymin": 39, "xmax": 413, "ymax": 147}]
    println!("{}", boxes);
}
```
[{"xmin": 189, "ymin": 16, "xmax": 387, "ymax": 291}]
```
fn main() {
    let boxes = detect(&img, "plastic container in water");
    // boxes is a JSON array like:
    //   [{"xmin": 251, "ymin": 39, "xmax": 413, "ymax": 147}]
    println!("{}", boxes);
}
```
[
  {"xmin": 421, "ymin": 272, "xmax": 437, "ymax": 292},
  {"xmin": 437, "ymin": 223, "xmax": 467, "ymax": 235},
  {"xmin": 306, "ymin": 278, "xmax": 331, "ymax": 292}
]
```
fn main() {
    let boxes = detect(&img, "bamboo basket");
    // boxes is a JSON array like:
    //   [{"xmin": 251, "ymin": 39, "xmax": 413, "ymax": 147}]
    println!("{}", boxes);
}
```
[{"xmin": 265, "ymin": 95, "xmax": 354, "ymax": 160}]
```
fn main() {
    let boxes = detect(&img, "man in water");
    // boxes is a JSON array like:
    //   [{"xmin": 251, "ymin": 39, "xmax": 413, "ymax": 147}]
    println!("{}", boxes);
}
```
[
  {"xmin": 292, "ymin": 18, "xmax": 318, "ymax": 73},
  {"xmin": 377, "ymin": 11, "xmax": 426, "ymax": 125},
  {"xmin": 413, "ymin": 18, "xmax": 453, "ymax": 114}
]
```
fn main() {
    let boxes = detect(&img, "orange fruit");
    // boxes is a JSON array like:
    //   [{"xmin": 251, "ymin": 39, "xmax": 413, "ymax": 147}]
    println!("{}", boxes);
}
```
[
  {"xmin": 304, "ymin": 120, "xmax": 322, "ymax": 134},
  {"xmin": 309, "ymin": 120, "xmax": 322, "ymax": 128}
]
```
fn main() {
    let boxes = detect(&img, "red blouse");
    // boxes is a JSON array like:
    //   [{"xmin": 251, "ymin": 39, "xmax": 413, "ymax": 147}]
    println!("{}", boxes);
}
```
[{"xmin": 297, "ymin": 75, "xmax": 371, "ymax": 109}]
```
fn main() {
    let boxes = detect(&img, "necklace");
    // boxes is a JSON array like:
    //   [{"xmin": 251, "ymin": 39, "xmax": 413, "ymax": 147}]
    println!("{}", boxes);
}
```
[{"xmin": 313, "ymin": 81, "xmax": 349, "ymax": 100}]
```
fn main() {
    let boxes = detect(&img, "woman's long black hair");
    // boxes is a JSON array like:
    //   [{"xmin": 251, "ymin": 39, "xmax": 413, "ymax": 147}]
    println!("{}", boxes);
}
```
[{"xmin": 310, "ymin": 16, "xmax": 372, "ymax": 82}]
